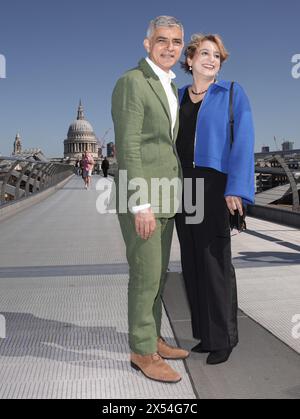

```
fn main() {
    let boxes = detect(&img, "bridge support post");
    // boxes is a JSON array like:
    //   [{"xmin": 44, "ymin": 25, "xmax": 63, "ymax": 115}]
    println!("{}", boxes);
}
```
[{"xmin": 275, "ymin": 154, "xmax": 300, "ymax": 212}]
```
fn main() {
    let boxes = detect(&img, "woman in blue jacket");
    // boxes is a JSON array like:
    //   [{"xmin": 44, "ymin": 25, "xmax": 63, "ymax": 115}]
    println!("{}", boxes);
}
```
[{"xmin": 175, "ymin": 34, "xmax": 255, "ymax": 364}]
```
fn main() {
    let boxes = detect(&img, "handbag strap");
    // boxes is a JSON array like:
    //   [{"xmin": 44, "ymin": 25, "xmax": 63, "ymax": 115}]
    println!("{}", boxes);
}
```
[
  {"xmin": 229, "ymin": 81, "xmax": 234, "ymax": 148},
  {"xmin": 229, "ymin": 81, "xmax": 246, "ymax": 227}
]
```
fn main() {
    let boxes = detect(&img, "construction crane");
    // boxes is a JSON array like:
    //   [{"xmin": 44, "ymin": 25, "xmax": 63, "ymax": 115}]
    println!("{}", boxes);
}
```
[{"xmin": 96, "ymin": 128, "xmax": 111, "ymax": 157}]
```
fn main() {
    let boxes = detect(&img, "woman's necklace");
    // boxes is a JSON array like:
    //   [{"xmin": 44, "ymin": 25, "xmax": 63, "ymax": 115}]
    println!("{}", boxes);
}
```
[{"xmin": 191, "ymin": 87, "xmax": 208, "ymax": 96}]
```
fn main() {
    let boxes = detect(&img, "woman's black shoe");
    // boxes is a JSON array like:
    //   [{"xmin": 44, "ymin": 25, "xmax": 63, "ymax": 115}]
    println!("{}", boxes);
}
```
[
  {"xmin": 206, "ymin": 348, "xmax": 232, "ymax": 365},
  {"xmin": 191, "ymin": 342, "xmax": 209, "ymax": 353}
]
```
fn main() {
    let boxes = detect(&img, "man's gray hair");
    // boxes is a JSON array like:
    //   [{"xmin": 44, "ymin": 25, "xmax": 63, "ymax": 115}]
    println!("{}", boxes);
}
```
[{"xmin": 146, "ymin": 16, "xmax": 184, "ymax": 38}]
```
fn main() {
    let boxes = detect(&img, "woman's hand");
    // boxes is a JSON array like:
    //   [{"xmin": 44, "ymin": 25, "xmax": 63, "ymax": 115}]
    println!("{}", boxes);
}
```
[{"xmin": 225, "ymin": 196, "xmax": 243, "ymax": 216}]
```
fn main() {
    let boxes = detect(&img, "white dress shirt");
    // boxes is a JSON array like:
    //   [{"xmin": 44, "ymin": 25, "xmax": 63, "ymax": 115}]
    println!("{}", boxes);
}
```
[
  {"xmin": 145, "ymin": 57, "xmax": 178, "ymax": 135},
  {"xmin": 132, "ymin": 57, "xmax": 178, "ymax": 215}
]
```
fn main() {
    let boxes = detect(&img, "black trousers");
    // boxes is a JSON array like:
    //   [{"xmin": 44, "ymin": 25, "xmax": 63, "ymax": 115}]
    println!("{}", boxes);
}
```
[{"xmin": 175, "ymin": 167, "xmax": 238, "ymax": 351}]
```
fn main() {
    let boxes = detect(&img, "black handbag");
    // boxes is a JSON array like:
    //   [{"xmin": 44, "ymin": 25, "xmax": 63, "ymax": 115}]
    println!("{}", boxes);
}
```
[
  {"xmin": 229, "ymin": 206, "xmax": 247, "ymax": 232},
  {"xmin": 228, "ymin": 82, "xmax": 246, "ymax": 232}
]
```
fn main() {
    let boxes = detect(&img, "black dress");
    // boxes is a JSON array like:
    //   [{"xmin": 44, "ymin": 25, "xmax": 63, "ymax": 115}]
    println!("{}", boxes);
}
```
[{"xmin": 175, "ymin": 89, "xmax": 238, "ymax": 351}]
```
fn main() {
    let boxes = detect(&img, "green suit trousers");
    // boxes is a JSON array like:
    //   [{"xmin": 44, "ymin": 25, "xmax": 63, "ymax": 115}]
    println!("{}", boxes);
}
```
[{"xmin": 118, "ymin": 214, "xmax": 174, "ymax": 355}]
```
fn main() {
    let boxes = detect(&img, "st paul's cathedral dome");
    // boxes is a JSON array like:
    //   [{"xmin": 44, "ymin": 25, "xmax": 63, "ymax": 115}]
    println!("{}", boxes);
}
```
[{"xmin": 64, "ymin": 100, "xmax": 98, "ymax": 160}]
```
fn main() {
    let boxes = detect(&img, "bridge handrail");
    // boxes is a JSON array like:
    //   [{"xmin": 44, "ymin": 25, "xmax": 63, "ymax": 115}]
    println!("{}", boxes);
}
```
[{"xmin": 0, "ymin": 156, "xmax": 73, "ymax": 206}]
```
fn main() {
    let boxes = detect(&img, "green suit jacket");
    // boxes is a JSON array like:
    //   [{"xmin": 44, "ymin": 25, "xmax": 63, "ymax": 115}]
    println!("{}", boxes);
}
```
[{"xmin": 111, "ymin": 58, "xmax": 182, "ymax": 218}]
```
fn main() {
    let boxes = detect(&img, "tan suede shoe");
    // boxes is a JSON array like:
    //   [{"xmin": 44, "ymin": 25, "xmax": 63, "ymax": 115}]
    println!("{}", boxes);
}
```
[
  {"xmin": 157, "ymin": 337, "xmax": 189, "ymax": 360},
  {"xmin": 130, "ymin": 352, "xmax": 181, "ymax": 383}
]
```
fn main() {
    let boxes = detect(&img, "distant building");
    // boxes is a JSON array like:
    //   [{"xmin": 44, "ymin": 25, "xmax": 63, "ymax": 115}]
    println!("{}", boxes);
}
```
[
  {"xmin": 282, "ymin": 141, "xmax": 294, "ymax": 151},
  {"xmin": 12, "ymin": 133, "xmax": 48, "ymax": 161},
  {"xmin": 255, "ymin": 148, "xmax": 300, "ymax": 160},
  {"xmin": 12, "ymin": 133, "xmax": 22, "ymax": 155},
  {"xmin": 261, "ymin": 146, "xmax": 270, "ymax": 153},
  {"xmin": 64, "ymin": 100, "xmax": 98, "ymax": 161},
  {"xmin": 107, "ymin": 142, "xmax": 115, "ymax": 158}
]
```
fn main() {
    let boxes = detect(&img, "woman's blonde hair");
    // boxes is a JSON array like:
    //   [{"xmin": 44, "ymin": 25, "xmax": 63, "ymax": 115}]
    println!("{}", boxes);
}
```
[{"xmin": 181, "ymin": 33, "xmax": 229, "ymax": 74}]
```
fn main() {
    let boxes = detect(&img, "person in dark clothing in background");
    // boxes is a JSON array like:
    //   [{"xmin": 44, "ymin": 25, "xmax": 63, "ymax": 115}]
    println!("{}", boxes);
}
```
[{"xmin": 101, "ymin": 157, "xmax": 110, "ymax": 178}]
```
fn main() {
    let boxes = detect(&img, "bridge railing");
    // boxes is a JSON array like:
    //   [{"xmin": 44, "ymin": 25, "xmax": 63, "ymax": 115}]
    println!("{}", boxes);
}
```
[{"xmin": 0, "ymin": 156, "xmax": 74, "ymax": 206}]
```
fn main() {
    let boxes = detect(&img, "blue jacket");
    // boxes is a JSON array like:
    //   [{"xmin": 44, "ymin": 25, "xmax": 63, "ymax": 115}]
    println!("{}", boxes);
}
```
[{"xmin": 178, "ymin": 81, "xmax": 255, "ymax": 205}]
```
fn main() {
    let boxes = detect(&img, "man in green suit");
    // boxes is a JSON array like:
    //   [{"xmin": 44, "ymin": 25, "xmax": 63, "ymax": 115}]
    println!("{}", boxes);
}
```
[{"xmin": 112, "ymin": 16, "xmax": 189, "ymax": 383}]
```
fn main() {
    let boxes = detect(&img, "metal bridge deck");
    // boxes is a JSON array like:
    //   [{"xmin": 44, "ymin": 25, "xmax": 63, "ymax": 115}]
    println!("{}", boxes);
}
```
[{"xmin": 0, "ymin": 175, "xmax": 299, "ymax": 399}]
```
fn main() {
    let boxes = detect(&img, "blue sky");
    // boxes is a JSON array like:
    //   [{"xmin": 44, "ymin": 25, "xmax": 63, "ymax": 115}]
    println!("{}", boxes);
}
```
[{"xmin": 0, "ymin": 0, "xmax": 299, "ymax": 157}]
